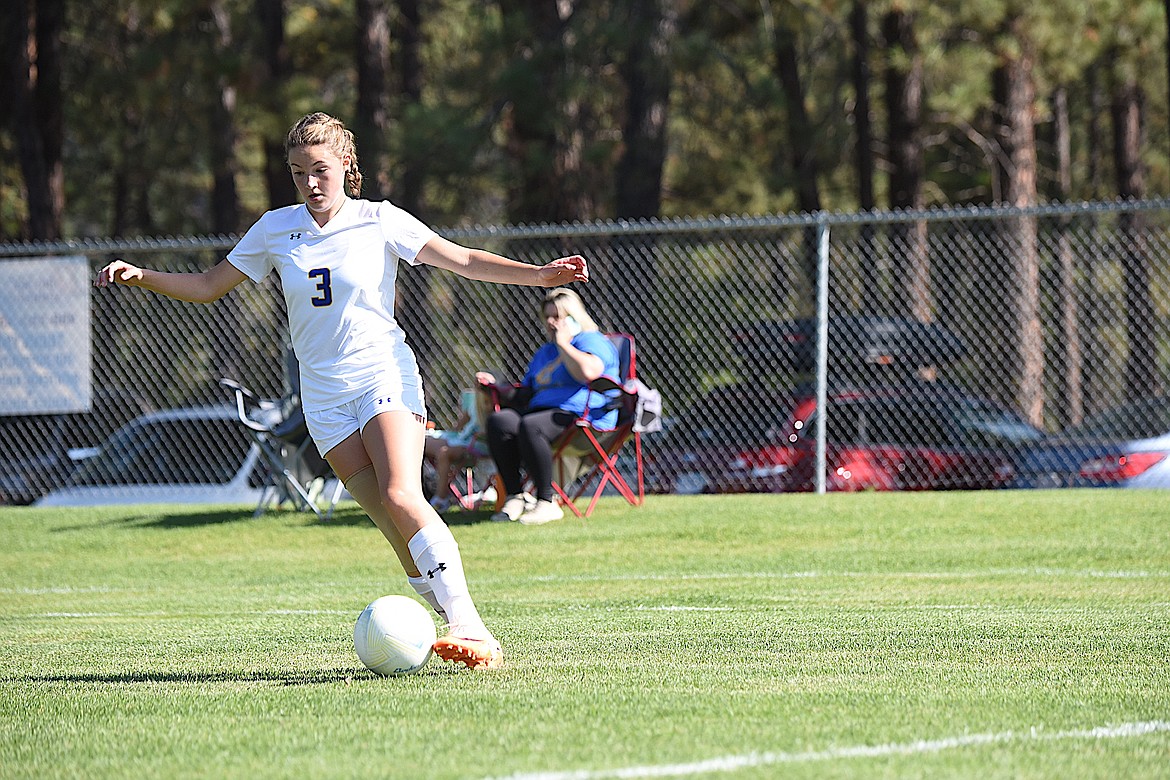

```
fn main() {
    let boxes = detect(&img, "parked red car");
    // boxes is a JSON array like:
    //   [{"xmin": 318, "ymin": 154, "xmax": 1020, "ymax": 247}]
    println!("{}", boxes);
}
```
[{"xmin": 647, "ymin": 383, "xmax": 1044, "ymax": 494}]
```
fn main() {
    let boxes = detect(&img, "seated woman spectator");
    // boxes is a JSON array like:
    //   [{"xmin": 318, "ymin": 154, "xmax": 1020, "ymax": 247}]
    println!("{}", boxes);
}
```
[{"xmin": 478, "ymin": 288, "xmax": 619, "ymax": 525}]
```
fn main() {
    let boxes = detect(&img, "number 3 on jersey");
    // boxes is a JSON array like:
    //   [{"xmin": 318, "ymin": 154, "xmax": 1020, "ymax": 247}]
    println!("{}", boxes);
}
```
[{"xmin": 308, "ymin": 268, "xmax": 332, "ymax": 307}]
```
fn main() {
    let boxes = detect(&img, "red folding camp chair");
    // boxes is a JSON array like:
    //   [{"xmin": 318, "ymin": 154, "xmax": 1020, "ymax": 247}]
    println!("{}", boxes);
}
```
[{"xmin": 549, "ymin": 332, "xmax": 659, "ymax": 517}]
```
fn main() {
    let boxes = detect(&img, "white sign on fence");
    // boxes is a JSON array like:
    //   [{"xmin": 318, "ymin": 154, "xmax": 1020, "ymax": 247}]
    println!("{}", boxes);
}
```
[{"xmin": 0, "ymin": 255, "xmax": 92, "ymax": 415}]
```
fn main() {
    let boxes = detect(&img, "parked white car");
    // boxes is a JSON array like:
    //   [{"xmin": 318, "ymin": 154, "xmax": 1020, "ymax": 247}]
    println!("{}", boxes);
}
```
[{"xmin": 36, "ymin": 406, "xmax": 268, "ymax": 507}]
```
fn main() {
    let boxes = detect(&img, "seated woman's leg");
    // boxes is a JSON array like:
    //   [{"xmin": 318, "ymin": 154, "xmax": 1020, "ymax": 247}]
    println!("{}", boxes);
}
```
[
  {"xmin": 485, "ymin": 408, "xmax": 525, "ymax": 496},
  {"xmin": 517, "ymin": 408, "xmax": 577, "ymax": 503}
]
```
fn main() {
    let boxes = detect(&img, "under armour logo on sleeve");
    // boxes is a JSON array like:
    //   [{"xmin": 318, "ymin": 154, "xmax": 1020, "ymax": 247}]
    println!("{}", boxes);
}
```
[{"xmin": 290, "ymin": 232, "xmax": 302, "ymax": 240}]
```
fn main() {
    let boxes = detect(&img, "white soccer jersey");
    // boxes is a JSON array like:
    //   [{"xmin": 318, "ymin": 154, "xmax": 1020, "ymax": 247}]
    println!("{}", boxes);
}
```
[{"xmin": 227, "ymin": 198, "xmax": 437, "ymax": 412}]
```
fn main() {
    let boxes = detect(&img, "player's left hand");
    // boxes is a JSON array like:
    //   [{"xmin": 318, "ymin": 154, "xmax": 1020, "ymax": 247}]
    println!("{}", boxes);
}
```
[{"xmin": 538, "ymin": 255, "xmax": 589, "ymax": 286}]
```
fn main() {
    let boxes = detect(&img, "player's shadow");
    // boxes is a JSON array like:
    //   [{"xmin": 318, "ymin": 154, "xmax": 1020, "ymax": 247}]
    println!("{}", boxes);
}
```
[
  {"xmin": 436, "ymin": 508, "xmax": 496, "ymax": 526},
  {"xmin": 49, "ymin": 505, "xmax": 499, "ymax": 533},
  {"xmin": 50, "ymin": 509, "xmax": 255, "ymax": 532},
  {"xmin": 11, "ymin": 666, "xmax": 462, "ymax": 686},
  {"xmin": 132, "ymin": 509, "xmax": 257, "ymax": 528},
  {"xmin": 320, "ymin": 506, "xmax": 497, "ymax": 527}
]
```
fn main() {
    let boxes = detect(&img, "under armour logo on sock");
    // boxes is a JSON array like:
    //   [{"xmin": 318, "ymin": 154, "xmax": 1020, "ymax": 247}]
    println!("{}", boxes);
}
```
[
  {"xmin": 426, "ymin": 563, "xmax": 447, "ymax": 579},
  {"xmin": 290, "ymin": 232, "xmax": 302, "ymax": 240}
]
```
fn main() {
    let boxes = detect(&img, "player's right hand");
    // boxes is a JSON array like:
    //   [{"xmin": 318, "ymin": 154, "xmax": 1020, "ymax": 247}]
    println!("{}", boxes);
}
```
[{"xmin": 95, "ymin": 258, "xmax": 143, "ymax": 288}]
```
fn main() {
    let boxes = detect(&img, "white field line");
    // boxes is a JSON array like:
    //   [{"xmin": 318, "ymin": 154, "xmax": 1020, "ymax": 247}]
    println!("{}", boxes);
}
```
[
  {"xmin": 630, "ymin": 606, "xmax": 733, "ymax": 612},
  {"xmin": 483, "ymin": 720, "xmax": 1170, "ymax": 780},
  {"xmin": 518, "ymin": 568, "xmax": 1169, "ymax": 584},
  {"xmin": 3, "ymin": 568, "xmax": 1165, "ymax": 597},
  {"xmin": 22, "ymin": 603, "xmax": 1170, "ymax": 617},
  {"xmin": 23, "ymin": 606, "xmax": 733, "ymax": 619},
  {"xmin": 26, "ymin": 609, "xmax": 354, "ymax": 619}
]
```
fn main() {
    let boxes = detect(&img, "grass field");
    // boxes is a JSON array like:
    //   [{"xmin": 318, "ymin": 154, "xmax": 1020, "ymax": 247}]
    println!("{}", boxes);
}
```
[{"xmin": 2, "ymin": 491, "xmax": 1168, "ymax": 779}]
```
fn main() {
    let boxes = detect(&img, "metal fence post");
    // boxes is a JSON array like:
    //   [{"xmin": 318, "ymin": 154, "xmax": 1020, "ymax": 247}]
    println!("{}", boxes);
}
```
[{"xmin": 814, "ymin": 215, "xmax": 831, "ymax": 495}]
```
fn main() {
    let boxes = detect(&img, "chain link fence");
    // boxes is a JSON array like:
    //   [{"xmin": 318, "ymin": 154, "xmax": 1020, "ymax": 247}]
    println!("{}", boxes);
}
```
[{"xmin": 2, "ymin": 200, "xmax": 1168, "ymax": 505}]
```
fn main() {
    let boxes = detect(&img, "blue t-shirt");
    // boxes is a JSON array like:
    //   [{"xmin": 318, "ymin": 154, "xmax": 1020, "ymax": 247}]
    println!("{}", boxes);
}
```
[{"xmin": 522, "ymin": 331, "xmax": 620, "ymax": 428}]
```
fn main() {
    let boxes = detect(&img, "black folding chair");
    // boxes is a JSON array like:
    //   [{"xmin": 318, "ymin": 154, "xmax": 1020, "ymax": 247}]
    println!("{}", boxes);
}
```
[{"xmin": 219, "ymin": 353, "xmax": 342, "ymax": 519}]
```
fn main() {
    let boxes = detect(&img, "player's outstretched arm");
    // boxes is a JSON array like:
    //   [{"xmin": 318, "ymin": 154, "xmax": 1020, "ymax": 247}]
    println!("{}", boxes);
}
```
[
  {"xmin": 415, "ymin": 235, "xmax": 588, "ymax": 288},
  {"xmin": 95, "ymin": 258, "xmax": 249, "ymax": 303}
]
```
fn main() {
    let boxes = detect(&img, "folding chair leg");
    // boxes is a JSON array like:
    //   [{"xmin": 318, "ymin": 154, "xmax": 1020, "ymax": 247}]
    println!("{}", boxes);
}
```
[
  {"xmin": 450, "ymin": 462, "xmax": 502, "ymax": 511},
  {"xmin": 254, "ymin": 483, "xmax": 277, "ymax": 518},
  {"xmin": 553, "ymin": 427, "xmax": 643, "ymax": 518},
  {"xmin": 323, "ymin": 478, "xmax": 344, "ymax": 521},
  {"xmin": 279, "ymin": 469, "xmax": 323, "ymax": 519}
]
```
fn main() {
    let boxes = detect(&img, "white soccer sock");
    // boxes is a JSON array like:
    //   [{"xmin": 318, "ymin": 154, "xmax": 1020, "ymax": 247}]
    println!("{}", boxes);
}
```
[
  {"xmin": 407, "ymin": 574, "xmax": 447, "ymax": 621},
  {"xmin": 407, "ymin": 522, "xmax": 492, "ymax": 640}
]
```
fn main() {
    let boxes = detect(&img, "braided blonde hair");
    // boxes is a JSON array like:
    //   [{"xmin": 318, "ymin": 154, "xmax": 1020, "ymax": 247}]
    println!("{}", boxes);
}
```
[{"xmin": 284, "ymin": 112, "xmax": 363, "ymax": 197}]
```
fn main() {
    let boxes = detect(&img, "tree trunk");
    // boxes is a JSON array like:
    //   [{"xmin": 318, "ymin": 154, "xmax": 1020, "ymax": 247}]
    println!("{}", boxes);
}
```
[
  {"xmin": 202, "ymin": 0, "xmax": 245, "ymax": 386},
  {"xmin": 355, "ymin": 0, "xmax": 392, "ymax": 201},
  {"xmin": 0, "ymin": 0, "xmax": 24, "ymax": 240},
  {"xmin": 393, "ymin": 0, "xmax": 424, "ymax": 213},
  {"xmin": 771, "ymin": 25, "xmax": 820, "ymax": 216},
  {"xmin": 993, "ymin": 19, "xmax": 1044, "ymax": 427},
  {"xmin": 770, "ymin": 16, "xmax": 822, "ymax": 300},
  {"xmin": 207, "ymin": 0, "xmax": 242, "ymax": 235},
  {"xmin": 1111, "ymin": 70, "xmax": 1160, "ymax": 401},
  {"xmin": 612, "ymin": 0, "xmax": 676, "ymax": 381},
  {"xmin": 390, "ymin": 0, "xmax": 436, "ymax": 381},
  {"xmin": 256, "ymin": 0, "xmax": 297, "ymax": 209},
  {"xmin": 493, "ymin": 0, "xmax": 582, "ymax": 371},
  {"xmin": 1051, "ymin": 86, "xmax": 1084, "ymax": 428},
  {"xmin": 615, "ymin": 0, "xmax": 674, "ymax": 220},
  {"xmin": 881, "ymin": 8, "xmax": 929, "ymax": 323},
  {"xmin": 34, "ymin": 0, "xmax": 64, "ymax": 234},
  {"xmin": 1165, "ymin": 0, "xmax": 1170, "ymax": 161},
  {"xmin": 5, "ymin": 0, "xmax": 65, "ymax": 240},
  {"xmin": 850, "ymin": 1, "xmax": 875, "ymax": 214},
  {"xmin": 850, "ymin": 0, "xmax": 878, "ymax": 313}
]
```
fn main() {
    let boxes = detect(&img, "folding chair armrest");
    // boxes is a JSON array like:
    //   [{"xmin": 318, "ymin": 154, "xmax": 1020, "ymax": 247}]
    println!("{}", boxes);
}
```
[
  {"xmin": 586, "ymin": 375, "xmax": 624, "ymax": 394},
  {"xmin": 477, "ymin": 379, "xmax": 503, "ymax": 413},
  {"xmin": 218, "ymin": 378, "xmax": 268, "ymax": 432},
  {"xmin": 218, "ymin": 377, "xmax": 256, "ymax": 400},
  {"xmin": 488, "ymin": 381, "xmax": 532, "ymax": 411},
  {"xmin": 575, "ymin": 374, "xmax": 631, "ymax": 429}
]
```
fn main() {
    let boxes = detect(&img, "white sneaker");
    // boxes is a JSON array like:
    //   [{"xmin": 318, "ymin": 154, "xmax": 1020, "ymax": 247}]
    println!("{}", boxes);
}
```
[
  {"xmin": 491, "ymin": 493, "xmax": 530, "ymax": 522},
  {"xmin": 519, "ymin": 499, "xmax": 564, "ymax": 525}
]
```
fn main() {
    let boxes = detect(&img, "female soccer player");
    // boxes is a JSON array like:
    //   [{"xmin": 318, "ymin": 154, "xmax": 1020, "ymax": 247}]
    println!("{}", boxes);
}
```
[{"xmin": 95, "ymin": 111, "xmax": 590, "ymax": 670}]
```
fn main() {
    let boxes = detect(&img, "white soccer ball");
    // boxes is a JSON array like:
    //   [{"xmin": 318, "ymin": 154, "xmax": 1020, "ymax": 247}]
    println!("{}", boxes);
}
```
[{"xmin": 353, "ymin": 595, "xmax": 437, "ymax": 676}]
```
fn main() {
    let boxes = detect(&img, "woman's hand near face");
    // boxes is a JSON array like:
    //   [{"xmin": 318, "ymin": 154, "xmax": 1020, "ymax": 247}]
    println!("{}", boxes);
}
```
[{"xmin": 548, "ymin": 317, "xmax": 575, "ymax": 348}]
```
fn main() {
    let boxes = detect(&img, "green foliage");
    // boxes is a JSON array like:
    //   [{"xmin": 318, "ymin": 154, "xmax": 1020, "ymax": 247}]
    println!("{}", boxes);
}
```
[
  {"xmin": 1, "ymin": 490, "xmax": 1169, "ymax": 779},
  {"xmin": 5, "ymin": 0, "xmax": 1168, "ymax": 237},
  {"xmin": 0, "ymin": 134, "xmax": 26, "ymax": 237}
]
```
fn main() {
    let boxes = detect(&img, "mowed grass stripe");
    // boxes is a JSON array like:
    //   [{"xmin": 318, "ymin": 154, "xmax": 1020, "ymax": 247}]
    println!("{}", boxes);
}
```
[{"xmin": 1, "ymin": 490, "xmax": 1168, "ymax": 780}]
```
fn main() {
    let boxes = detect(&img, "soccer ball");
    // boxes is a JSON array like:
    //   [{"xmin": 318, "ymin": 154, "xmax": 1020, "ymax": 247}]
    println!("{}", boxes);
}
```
[{"xmin": 353, "ymin": 595, "xmax": 437, "ymax": 675}]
